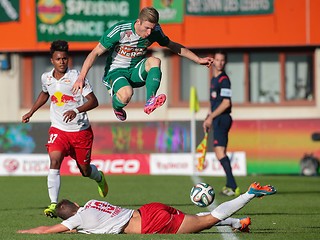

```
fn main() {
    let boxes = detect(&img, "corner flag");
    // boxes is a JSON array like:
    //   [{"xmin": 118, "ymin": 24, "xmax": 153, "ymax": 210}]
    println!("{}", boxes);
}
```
[{"xmin": 189, "ymin": 86, "xmax": 200, "ymax": 113}]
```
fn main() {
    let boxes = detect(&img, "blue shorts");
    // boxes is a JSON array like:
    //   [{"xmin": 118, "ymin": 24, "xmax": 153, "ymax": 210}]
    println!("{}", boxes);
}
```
[{"xmin": 212, "ymin": 114, "xmax": 232, "ymax": 147}]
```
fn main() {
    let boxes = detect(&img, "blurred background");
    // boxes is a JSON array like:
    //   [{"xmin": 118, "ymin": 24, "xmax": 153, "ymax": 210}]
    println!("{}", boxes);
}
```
[{"xmin": 1, "ymin": 0, "xmax": 320, "ymax": 176}]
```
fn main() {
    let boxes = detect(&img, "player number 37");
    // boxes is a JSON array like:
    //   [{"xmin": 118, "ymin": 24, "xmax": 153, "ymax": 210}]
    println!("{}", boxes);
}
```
[{"xmin": 48, "ymin": 133, "xmax": 58, "ymax": 144}]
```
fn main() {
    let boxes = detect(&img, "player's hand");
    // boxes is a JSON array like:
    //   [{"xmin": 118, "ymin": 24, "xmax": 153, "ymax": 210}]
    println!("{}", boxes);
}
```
[
  {"xmin": 203, "ymin": 117, "xmax": 212, "ymax": 133},
  {"xmin": 72, "ymin": 77, "xmax": 85, "ymax": 94},
  {"xmin": 22, "ymin": 112, "xmax": 32, "ymax": 123},
  {"xmin": 199, "ymin": 57, "xmax": 214, "ymax": 68},
  {"xmin": 63, "ymin": 110, "xmax": 77, "ymax": 123}
]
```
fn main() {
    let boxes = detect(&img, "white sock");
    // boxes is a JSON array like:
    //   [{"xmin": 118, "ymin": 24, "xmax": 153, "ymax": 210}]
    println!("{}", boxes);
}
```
[
  {"xmin": 196, "ymin": 212, "xmax": 211, "ymax": 216},
  {"xmin": 211, "ymin": 192, "xmax": 254, "ymax": 220},
  {"xmin": 89, "ymin": 164, "xmax": 102, "ymax": 182},
  {"xmin": 47, "ymin": 169, "xmax": 60, "ymax": 203},
  {"xmin": 215, "ymin": 217, "xmax": 241, "ymax": 228}
]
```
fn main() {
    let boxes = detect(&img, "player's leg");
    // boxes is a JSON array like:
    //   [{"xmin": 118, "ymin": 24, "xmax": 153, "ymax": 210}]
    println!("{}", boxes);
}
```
[
  {"xmin": 77, "ymin": 162, "xmax": 108, "ymax": 198},
  {"xmin": 44, "ymin": 127, "xmax": 67, "ymax": 218},
  {"xmin": 216, "ymin": 217, "xmax": 251, "ymax": 232},
  {"xmin": 103, "ymin": 70, "xmax": 132, "ymax": 121},
  {"xmin": 177, "ymin": 183, "xmax": 276, "ymax": 233},
  {"xmin": 45, "ymin": 151, "xmax": 64, "ymax": 218},
  {"xmin": 131, "ymin": 57, "xmax": 166, "ymax": 114},
  {"xmin": 213, "ymin": 115, "xmax": 239, "ymax": 196},
  {"xmin": 113, "ymin": 85, "xmax": 133, "ymax": 121},
  {"xmin": 196, "ymin": 212, "xmax": 251, "ymax": 232},
  {"xmin": 71, "ymin": 128, "xmax": 108, "ymax": 197}
]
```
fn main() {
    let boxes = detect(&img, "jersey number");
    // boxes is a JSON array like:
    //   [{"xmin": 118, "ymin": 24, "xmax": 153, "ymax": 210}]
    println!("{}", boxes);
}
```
[{"xmin": 48, "ymin": 134, "xmax": 58, "ymax": 143}]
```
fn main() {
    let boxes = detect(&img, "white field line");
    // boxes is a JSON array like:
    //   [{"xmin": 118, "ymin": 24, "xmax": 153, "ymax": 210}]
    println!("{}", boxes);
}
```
[{"xmin": 192, "ymin": 175, "xmax": 239, "ymax": 240}]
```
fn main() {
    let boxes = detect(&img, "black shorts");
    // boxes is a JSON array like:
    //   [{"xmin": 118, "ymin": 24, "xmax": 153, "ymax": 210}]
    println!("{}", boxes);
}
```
[{"xmin": 212, "ymin": 114, "xmax": 232, "ymax": 147}]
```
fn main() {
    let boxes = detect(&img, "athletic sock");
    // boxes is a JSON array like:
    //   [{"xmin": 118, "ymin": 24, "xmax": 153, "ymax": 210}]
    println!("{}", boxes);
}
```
[
  {"xmin": 220, "ymin": 156, "xmax": 237, "ymax": 190},
  {"xmin": 196, "ymin": 212, "xmax": 210, "ymax": 216},
  {"xmin": 197, "ymin": 213, "xmax": 241, "ymax": 228},
  {"xmin": 215, "ymin": 217, "xmax": 241, "ymax": 228},
  {"xmin": 145, "ymin": 67, "xmax": 161, "ymax": 100},
  {"xmin": 112, "ymin": 95, "xmax": 127, "ymax": 110},
  {"xmin": 211, "ymin": 192, "xmax": 254, "ymax": 220},
  {"xmin": 89, "ymin": 164, "xmax": 102, "ymax": 182},
  {"xmin": 47, "ymin": 169, "xmax": 60, "ymax": 204}
]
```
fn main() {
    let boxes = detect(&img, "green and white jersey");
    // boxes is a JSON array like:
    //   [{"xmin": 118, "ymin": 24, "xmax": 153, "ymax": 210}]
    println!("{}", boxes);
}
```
[{"xmin": 99, "ymin": 20, "xmax": 170, "ymax": 73}]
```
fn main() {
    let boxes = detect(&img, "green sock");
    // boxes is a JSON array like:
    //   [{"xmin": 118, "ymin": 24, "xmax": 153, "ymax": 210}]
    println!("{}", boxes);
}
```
[
  {"xmin": 146, "ymin": 67, "xmax": 162, "ymax": 100},
  {"xmin": 112, "ymin": 95, "xmax": 127, "ymax": 110}
]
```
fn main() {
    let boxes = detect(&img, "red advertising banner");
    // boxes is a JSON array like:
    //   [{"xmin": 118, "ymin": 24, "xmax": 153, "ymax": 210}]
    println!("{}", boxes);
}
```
[{"xmin": 60, "ymin": 154, "xmax": 150, "ymax": 175}]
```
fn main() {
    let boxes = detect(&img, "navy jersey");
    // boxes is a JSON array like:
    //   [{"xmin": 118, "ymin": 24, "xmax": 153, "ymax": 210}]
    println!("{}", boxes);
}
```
[{"xmin": 210, "ymin": 72, "xmax": 232, "ymax": 114}]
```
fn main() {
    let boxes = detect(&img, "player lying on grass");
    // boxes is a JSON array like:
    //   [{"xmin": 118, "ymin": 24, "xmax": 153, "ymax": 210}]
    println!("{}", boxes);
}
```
[{"xmin": 18, "ymin": 182, "xmax": 276, "ymax": 234}]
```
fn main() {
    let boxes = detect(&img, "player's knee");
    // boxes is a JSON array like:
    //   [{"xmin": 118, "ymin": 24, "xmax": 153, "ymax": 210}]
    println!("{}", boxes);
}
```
[
  {"xmin": 117, "ymin": 89, "xmax": 133, "ymax": 104},
  {"xmin": 49, "ymin": 160, "xmax": 61, "ymax": 169},
  {"xmin": 146, "ymin": 57, "xmax": 161, "ymax": 69}
]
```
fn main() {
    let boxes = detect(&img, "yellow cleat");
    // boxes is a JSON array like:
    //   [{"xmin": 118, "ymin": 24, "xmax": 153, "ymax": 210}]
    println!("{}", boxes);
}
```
[
  {"xmin": 97, "ymin": 171, "xmax": 109, "ymax": 197},
  {"xmin": 221, "ymin": 186, "xmax": 241, "ymax": 197},
  {"xmin": 44, "ymin": 203, "xmax": 57, "ymax": 218}
]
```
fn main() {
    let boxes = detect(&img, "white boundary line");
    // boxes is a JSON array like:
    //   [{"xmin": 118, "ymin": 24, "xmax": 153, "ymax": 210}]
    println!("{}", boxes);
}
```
[{"xmin": 192, "ymin": 175, "xmax": 239, "ymax": 240}]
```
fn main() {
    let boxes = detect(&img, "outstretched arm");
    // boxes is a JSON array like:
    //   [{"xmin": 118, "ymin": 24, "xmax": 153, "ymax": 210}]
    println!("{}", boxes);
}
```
[
  {"xmin": 72, "ymin": 43, "xmax": 107, "ymax": 94},
  {"xmin": 166, "ymin": 40, "xmax": 213, "ymax": 67},
  {"xmin": 17, "ymin": 224, "xmax": 70, "ymax": 234},
  {"xmin": 22, "ymin": 91, "xmax": 49, "ymax": 123}
]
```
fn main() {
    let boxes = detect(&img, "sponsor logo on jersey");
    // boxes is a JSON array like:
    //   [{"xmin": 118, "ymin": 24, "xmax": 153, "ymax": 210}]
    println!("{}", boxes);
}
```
[
  {"xmin": 125, "ymin": 30, "xmax": 133, "ymax": 40},
  {"xmin": 51, "ymin": 91, "xmax": 75, "ymax": 106},
  {"xmin": 115, "ymin": 46, "xmax": 147, "ymax": 58}
]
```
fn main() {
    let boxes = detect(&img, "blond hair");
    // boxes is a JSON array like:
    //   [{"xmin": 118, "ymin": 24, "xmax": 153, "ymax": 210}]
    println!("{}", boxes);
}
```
[{"xmin": 139, "ymin": 7, "xmax": 159, "ymax": 24}]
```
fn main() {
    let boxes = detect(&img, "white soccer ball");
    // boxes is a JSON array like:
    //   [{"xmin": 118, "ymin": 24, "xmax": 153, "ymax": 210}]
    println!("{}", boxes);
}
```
[{"xmin": 190, "ymin": 182, "xmax": 215, "ymax": 207}]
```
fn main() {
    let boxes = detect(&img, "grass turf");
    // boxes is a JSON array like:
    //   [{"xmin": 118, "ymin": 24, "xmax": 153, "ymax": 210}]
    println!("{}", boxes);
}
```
[{"xmin": 2, "ymin": 175, "xmax": 320, "ymax": 239}]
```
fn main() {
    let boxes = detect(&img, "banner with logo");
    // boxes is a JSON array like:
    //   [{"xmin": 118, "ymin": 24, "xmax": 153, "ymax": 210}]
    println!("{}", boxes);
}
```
[
  {"xmin": 0, "ymin": 0, "xmax": 19, "ymax": 22},
  {"xmin": 61, "ymin": 154, "xmax": 150, "ymax": 175},
  {"xmin": 36, "ymin": 0, "xmax": 140, "ymax": 42},
  {"xmin": 186, "ymin": 0, "xmax": 274, "ymax": 16},
  {"xmin": 153, "ymin": 0, "xmax": 184, "ymax": 24},
  {"xmin": 150, "ymin": 152, "xmax": 247, "ymax": 176},
  {"xmin": 0, "ymin": 154, "xmax": 150, "ymax": 176},
  {"xmin": 0, "ymin": 152, "xmax": 246, "ymax": 176}
]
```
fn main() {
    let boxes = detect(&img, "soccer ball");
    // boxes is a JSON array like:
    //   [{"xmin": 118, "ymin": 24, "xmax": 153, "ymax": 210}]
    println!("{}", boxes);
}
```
[{"xmin": 190, "ymin": 182, "xmax": 215, "ymax": 207}]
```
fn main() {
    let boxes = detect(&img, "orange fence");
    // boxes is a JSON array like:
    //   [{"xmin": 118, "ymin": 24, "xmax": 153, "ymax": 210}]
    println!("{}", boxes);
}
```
[{"xmin": 1, "ymin": 0, "xmax": 320, "ymax": 52}]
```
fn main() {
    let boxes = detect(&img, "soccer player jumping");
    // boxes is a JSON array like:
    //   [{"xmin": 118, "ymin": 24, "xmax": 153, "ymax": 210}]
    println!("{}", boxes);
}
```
[{"xmin": 72, "ymin": 7, "xmax": 213, "ymax": 121}]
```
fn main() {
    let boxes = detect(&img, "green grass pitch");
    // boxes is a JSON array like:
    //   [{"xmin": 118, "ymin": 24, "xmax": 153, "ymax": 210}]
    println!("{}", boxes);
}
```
[{"xmin": 2, "ymin": 175, "xmax": 320, "ymax": 239}]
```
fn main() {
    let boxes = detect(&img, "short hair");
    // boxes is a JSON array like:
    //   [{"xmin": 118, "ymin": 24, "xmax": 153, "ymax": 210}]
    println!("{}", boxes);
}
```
[
  {"xmin": 56, "ymin": 199, "xmax": 78, "ymax": 220},
  {"xmin": 139, "ymin": 7, "xmax": 159, "ymax": 24},
  {"xmin": 50, "ymin": 40, "xmax": 69, "ymax": 57},
  {"xmin": 214, "ymin": 49, "xmax": 228, "ymax": 62}
]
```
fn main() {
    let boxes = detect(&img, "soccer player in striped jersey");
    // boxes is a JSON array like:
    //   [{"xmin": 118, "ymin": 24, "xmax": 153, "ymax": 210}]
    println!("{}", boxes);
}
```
[{"xmin": 72, "ymin": 7, "xmax": 213, "ymax": 121}]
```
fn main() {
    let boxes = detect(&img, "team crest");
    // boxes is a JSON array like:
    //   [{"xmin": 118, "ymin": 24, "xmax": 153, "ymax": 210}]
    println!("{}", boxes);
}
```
[{"xmin": 125, "ymin": 31, "xmax": 133, "ymax": 40}]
